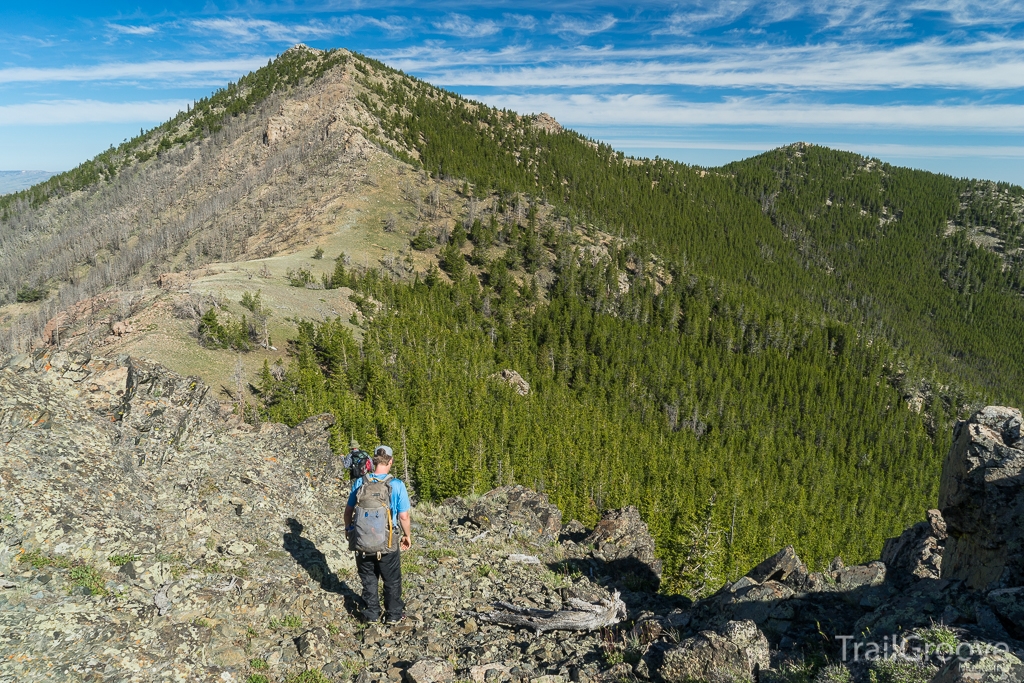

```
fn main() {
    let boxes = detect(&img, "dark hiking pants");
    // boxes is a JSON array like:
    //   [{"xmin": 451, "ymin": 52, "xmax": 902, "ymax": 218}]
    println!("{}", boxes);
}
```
[{"xmin": 356, "ymin": 550, "xmax": 403, "ymax": 622}]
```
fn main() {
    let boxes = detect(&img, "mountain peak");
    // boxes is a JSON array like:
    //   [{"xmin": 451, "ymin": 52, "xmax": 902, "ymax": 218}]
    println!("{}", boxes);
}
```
[{"xmin": 285, "ymin": 43, "xmax": 324, "ymax": 55}]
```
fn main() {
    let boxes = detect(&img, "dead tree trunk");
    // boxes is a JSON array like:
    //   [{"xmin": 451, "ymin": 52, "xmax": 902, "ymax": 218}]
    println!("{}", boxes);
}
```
[{"xmin": 471, "ymin": 591, "xmax": 626, "ymax": 633}]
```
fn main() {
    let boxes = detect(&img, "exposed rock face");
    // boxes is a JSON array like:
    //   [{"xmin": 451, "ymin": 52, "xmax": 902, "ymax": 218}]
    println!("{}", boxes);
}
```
[
  {"xmin": 745, "ymin": 545, "xmax": 807, "ymax": 585},
  {"xmin": 264, "ymin": 114, "xmax": 293, "ymax": 145},
  {"xmin": 940, "ymin": 406, "xmax": 1024, "ymax": 590},
  {"xmin": 584, "ymin": 506, "xmax": 663, "ymax": 580},
  {"xmin": 881, "ymin": 508, "xmax": 946, "ymax": 584},
  {"xmin": 492, "ymin": 369, "xmax": 530, "ymax": 396},
  {"xmin": 6, "ymin": 355, "xmax": 1024, "ymax": 683},
  {"xmin": 637, "ymin": 619, "xmax": 769, "ymax": 683},
  {"xmin": 931, "ymin": 643, "xmax": 1024, "ymax": 683},
  {"xmin": 468, "ymin": 485, "xmax": 562, "ymax": 540},
  {"xmin": 531, "ymin": 113, "xmax": 563, "ymax": 135}
]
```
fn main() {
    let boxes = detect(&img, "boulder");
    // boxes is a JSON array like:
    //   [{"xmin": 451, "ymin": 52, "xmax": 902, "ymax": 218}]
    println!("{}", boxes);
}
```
[
  {"xmin": 931, "ymin": 643, "xmax": 1024, "ymax": 683},
  {"xmin": 987, "ymin": 587, "xmax": 1024, "ymax": 638},
  {"xmin": 833, "ymin": 561, "xmax": 886, "ymax": 590},
  {"xmin": 637, "ymin": 619, "xmax": 769, "ymax": 683},
  {"xmin": 297, "ymin": 627, "xmax": 331, "ymax": 659},
  {"xmin": 881, "ymin": 509, "xmax": 946, "ymax": 584},
  {"xmin": 469, "ymin": 486, "xmax": 562, "ymax": 540},
  {"xmin": 715, "ymin": 580, "xmax": 795, "ymax": 627},
  {"xmin": 939, "ymin": 406, "xmax": 1024, "ymax": 590},
  {"xmin": 406, "ymin": 659, "xmax": 455, "ymax": 683},
  {"xmin": 746, "ymin": 545, "xmax": 807, "ymax": 587},
  {"xmin": 584, "ymin": 506, "xmax": 662, "ymax": 583}
]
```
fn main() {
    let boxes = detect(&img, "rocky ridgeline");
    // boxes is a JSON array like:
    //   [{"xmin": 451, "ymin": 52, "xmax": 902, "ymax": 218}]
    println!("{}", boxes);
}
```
[{"xmin": 1, "ymin": 352, "xmax": 1023, "ymax": 683}]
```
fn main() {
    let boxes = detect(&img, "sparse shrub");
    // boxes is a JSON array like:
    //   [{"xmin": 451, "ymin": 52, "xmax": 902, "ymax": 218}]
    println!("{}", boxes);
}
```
[
  {"xmin": 286, "ymin": 267, "xmax": 315, "ymax": 287},
  {"xmin": 439, "ymin": 242, "xmax": 466, "ymax": 280},
  {"xmin": 15, "ymin": 286, "xmax": 47, "ymax": 303},
  {"xmin": 108, "ymin": 554, "xmax": 138, "ymax": 566},
  {"xmin": 246, "ymin": 675, "xmax": 269, "ymax": 683},
  {"xmin": 411, "ymin": 231, "xmax": 435, "ymax": 251},
  {"xmin": 313, "ymin": 246, "xmax": 324, "ymax": 259},
  {"xmin": 813, "ymin": 664, "xmax": 853, "ymax": 683},
  {"xmin": 287, "ymin": 670, "xmax": 331, "ymax": 683},
  {"xmin": 196, "ymin": 308, "xmax": 251, "ymax": 351},
  {"xmin": 19, "ymin": 551, "xmax": 107, "ymax": 595},
  {"xmin": 868, "ymin": 659, "xmax": 930, "ymax": 683},
  {"xmin": 250, "ymin": 658, "xmax": 268, "ymax": 670},
  {"xmin": 762, "ymin": 659, "xmax": 815, "ymax": 683},
  {"xmin": 918, "ymin": 623, "xmax": 958, "ymax": 652}
]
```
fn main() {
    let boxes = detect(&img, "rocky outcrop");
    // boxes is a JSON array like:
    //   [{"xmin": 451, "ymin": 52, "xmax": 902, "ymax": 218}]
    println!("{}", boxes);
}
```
[
  {"xmin": 468, "ymin": 485, "xmax": 562, "ymax": 540},
  {"xmin": 492, "ymin": 369, "xmax": 530, "ymax": 396},
  {"xmin": 940, "ymin": 406, "xmax": 1024, "ymax": 590},
  {"xmin": 932, "ymin": 643, "xmax": 1024, "ymax": 682},
  {"xmin": 6, "ymin": 357, "xmax": 1024, "ymax": 683},
  {"xmin": 531, "ymin": 113, "xmax": 563, "ymax": 135},
  {"xmin": 637, "ymin": 619, "xmax": 769, "ymax": 683},
  {"xmin": 881, "ymin": 508, "xmax": 946, "ymax": 584},
  {"xmin": 745, "ymin": 545, "xmax": 807, "ymax": 586},
  {"xmin": 584, "ymin": 506, "xmax": 663, "ymax": 580}
]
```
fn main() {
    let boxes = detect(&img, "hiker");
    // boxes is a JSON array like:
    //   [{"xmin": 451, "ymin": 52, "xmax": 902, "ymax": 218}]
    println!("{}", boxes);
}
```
[
  {"xmin": 344, "ymin": 445, "xmax": 412, "ymax": 624},
  {"xmin": 342, "ymin": 439, "xmax": 371, "ymax": 484}
]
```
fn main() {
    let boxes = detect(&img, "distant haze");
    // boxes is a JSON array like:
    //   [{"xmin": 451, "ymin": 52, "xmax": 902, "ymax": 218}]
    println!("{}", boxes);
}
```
[{"xmin": 0, "ymin": 170, "xmax": 56, "ymax": 196}]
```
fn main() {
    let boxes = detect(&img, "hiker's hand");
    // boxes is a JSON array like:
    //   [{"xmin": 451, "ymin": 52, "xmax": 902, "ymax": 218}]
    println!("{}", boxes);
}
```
[{"xmin": 400, "ymin": 535, "xmax": 411, "ymax": 551}]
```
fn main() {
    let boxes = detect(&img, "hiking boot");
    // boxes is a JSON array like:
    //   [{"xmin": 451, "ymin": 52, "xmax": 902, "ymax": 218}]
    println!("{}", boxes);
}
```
[{"xmin": 384, "ymin": 615, "xmax": 404, "ymax": 625}]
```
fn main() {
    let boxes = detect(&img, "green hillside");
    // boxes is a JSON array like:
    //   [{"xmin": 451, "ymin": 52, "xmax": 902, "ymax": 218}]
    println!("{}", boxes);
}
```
[{"xmin": 6, "ymin": 47, "xmax": 1024, "ymax": 595}]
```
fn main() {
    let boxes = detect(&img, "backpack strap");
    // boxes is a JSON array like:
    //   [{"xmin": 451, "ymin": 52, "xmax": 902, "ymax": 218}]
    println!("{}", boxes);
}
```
[{"xmin": 380, "ymin": 475, "xmax": 395, "ymax": 549}]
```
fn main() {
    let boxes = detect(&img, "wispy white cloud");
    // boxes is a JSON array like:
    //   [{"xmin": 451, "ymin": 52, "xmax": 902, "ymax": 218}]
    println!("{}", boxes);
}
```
[
  {"xmin": 476, "ymin": 93, "xmax": 1024, "ymax": 130},
  {"xmin": 0, "ymin": 58, "xmax": 270, "ymax": 84},
  {"xmin": 432, "ymin": 14, "xmax": 500, "ymax": 38},
  {"xmin": 503, "ymin": 14, "xmax": 538, "ymax": 30},
  {"xmin": 0, "ymin": 99, "xmax": 188, "ymax": 125},
  {"xmin": 657, "ymin": 0, "xmax": 1024, "ymax": 36},
  {"xmin": 550, "ymin": 14, "xmax": 617, "ymax": 36},
  {"xmin": 107, "ymin": 23, "xmax": 159, "ymax": 36},
  {"xmin": 382, "ymin": 37, "xmax": 1024, "ymax": 90},
  {"xmin": 190, "ymin": 17, "xmax": 344, "ymax": 42}
]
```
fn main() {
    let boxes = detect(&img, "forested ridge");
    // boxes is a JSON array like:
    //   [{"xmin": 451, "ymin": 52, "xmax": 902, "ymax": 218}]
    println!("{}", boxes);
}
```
[
  {"xmin": 258, "ymin": 236, "xmax": 947, "ymax": 594},
  {"xmin": 6, "ymin": 47, "xmax": 1024, "ymax": 594}
]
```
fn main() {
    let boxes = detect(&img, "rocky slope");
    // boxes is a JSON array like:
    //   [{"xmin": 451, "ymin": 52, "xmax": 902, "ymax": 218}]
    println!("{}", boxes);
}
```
[{"xmin": 2, "ymin": 352, "xmax": 1024, "ymax": 683}]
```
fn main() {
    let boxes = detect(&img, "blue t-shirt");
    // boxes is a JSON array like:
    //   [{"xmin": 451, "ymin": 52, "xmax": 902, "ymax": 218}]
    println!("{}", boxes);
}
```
[{"xmin": 347, "ymin": 474, "xmax": 411, "ymax": 525}]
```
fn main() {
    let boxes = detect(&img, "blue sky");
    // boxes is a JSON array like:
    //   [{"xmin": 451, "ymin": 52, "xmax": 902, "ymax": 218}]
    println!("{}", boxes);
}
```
[{"xmin": 2, "ymin": 1, "xmax": 1023, "ymax": 184}]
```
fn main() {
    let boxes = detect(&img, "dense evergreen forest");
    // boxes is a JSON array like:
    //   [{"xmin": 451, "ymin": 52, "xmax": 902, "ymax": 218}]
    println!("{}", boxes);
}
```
[
  {"xmin": 6, "ymin": 47, "xmax": 1024, "ymax": 594},
  {"xmin": 258, "ymin": 235, "xmax": 948, "ymax": 595},
  {"xmin": 352, "ymin": 55, "xmax": 1024, "ymax": 403}
]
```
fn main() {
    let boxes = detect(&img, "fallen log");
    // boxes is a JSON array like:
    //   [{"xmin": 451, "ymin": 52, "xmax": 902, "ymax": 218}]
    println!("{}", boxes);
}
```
[{"xmin": 471, "ymin": 591, "xmax": 626, "ymax": 633}]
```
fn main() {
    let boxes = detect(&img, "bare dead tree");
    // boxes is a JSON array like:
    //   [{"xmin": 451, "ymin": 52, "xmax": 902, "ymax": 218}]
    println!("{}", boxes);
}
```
[{"xmin": 471, "ymin": 592, "xmax": 626, "ymax": 633}]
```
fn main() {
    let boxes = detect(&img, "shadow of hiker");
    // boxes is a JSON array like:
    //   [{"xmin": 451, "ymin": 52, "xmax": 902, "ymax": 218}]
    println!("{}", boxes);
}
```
[{"xmin": 283, "ymin": 517, "xmax": 362, "ymax": 617}]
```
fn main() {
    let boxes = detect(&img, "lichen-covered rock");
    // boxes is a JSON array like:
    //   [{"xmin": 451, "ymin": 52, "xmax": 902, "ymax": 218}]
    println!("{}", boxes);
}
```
[
  {"xmin": 931, "ymin": 643, "xmax": 1024, "ymax": 682},
  {"xmin": 469, "ymin": 485, "xmax": 562, "ymax": 540},
  {"xmin": 637, "ymin": 619, "xmax": 769, "ymax": 682},
  {"xmin": 297, "ymin": 626, "xmax": 331, "ymax": 659},
  {"xmin": 406, "ymin": 658, "xmax": 455, "ymax": 683},
  {"xmin": 745, "ymin": 545, "xmax": 807, "ymax": 587},
  {"xmin": 987, "ymin": 587, "xmax": 1024, "ymax": 639},
  {"xmin": 584, "ymin": 506, "xmax": 662, "ymax": 581},
  {"xmin": 833, "ymin": 561, "xmax": 887, "ymax": 590},
  {"xmin": 939, "ymin": 406, "xmax": 1024, "ymax": 590},
  {"xmin": 881, "ymin": 509, "xmax": 946, "ymax": 584}
]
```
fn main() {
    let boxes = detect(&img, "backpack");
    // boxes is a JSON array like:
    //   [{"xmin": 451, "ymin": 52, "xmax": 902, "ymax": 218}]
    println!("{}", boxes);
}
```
[
  {"xmin": 351, "ymin": 474, "xmax": 397, "ymax": 554},
  {"xmin": 348, "ymin": 450, "xmax": 371, "ymax": 480}
]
